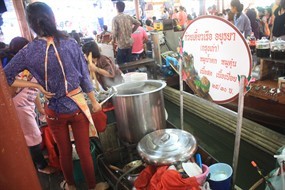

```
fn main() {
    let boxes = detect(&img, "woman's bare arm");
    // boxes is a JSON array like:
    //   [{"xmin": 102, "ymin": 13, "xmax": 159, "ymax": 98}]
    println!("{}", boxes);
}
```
[{"xmin": 11, "ymin": 79, "xmax": 55, "ymax": 99}]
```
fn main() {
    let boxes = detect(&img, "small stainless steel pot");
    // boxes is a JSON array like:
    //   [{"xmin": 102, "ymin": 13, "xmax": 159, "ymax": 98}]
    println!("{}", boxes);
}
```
[{"xmin": 109, "ymin": 160, "xmax": 144, "ymax": 184}]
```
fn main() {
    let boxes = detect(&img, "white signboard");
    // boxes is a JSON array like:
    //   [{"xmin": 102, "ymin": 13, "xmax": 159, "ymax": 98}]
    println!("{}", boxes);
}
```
[{"xmin": 182, "ymin": 16, "xmax": 252, "ymax": 104}]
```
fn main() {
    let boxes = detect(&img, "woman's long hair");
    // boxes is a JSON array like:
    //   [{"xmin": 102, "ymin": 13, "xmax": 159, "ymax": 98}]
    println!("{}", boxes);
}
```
[
  {"xmin": 25, "ymin": 2, "xmax": 67, "ymax": 42},
  {"xmin": 82, "ymin": 41, "xmax": 101, "ymax": 59},
  {"xmin": 231, "ymin": 0, "xmax": 244, "ymax": 19},
  {"xmin": 246, "ymin": 9, "xmax": 260, "ymax": 39},
  {"xmin": 280, "ymin": 0, "xmax": 285, "ymax": 9}
]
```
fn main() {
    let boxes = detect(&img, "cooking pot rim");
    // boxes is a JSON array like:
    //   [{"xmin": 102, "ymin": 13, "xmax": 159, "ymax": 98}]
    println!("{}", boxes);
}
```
[{"xmin": 113, "ymin": 80, "xmax": 166, "ymax": 97}]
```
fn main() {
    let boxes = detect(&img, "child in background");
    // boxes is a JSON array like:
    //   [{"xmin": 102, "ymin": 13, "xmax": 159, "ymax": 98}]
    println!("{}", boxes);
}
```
[{"xmin": 12, "ymin": 70, "xmax": 57, "ymax": 174}]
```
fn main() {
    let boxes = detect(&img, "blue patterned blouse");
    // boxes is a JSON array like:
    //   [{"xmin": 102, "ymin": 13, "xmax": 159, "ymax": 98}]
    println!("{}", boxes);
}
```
[{"xmin": 4, "ymin": 38, "xmax": 93, "ymax": 114}]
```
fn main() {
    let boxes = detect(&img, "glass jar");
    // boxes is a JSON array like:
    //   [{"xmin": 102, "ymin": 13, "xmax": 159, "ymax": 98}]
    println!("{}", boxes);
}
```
[
  {"xmin": 256, "ymin": 37, "xmax": 270, "ymax": 58},
  {"xmin": 270, "ymin": 38, "xmax": 285, "ymax": 60}
]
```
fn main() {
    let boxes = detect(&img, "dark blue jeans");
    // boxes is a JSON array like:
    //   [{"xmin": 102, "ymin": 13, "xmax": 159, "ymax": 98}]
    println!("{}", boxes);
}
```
[{"xmin": 116, "ymin": 47, "xmax": 132, "ymax": 65}]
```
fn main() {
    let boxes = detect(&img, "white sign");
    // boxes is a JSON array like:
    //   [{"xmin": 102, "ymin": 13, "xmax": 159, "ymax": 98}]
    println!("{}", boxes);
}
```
[{"xmin": 182, "ymin": 16, "xmax": 252, "ymax": 104}]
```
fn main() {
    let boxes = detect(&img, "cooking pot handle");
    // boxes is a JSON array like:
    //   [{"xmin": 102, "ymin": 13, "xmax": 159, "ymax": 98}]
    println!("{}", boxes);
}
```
[{"xmin": 160, "ymin": 133, "xmax": 170, "ymax": 143}]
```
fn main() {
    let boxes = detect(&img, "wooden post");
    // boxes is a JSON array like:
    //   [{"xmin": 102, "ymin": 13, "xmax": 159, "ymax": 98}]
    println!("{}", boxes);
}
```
[
  {"xmin": 12, "ymin": 0, "xmax": 33, "ymax": 41},
  {"xmin": 0, "ymin": 63, "xmax": 41, "ymax": 189}
]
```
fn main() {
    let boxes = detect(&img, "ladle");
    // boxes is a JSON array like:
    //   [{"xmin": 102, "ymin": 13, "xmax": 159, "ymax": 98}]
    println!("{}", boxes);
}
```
[{"xmin": 99, "ymin": 87, "xmax": 117, "ymax": 106}]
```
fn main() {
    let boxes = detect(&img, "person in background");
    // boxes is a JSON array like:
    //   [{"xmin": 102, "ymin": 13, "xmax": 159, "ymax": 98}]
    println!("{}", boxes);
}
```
[
  {"xmin": 191, "ymin": 8, "xmax": 197, "ymax": 19},
  {"xmin": 111, "ymin": 1, "xmax": 140, "ymax": 65},
  {"xmin": 227, "ymin": 10, "xmax": 235, "ymax": 24},
  {"xmin": 82, "ymin": 41, "xmax": 123, "ymax": 90},
  {"xmin": 217, "ymin": 12, "xmax": 224, "ymax": 17},
  {"xmin": 69, "ymin": 30, "xmax": 81, "ymax": 45},
  {"xmin": 13, "ymin": 70, "xmax": 57, "ymax": 174},
  {"xmin": 92, "ymin": 30, "xmax": 97, "ymax": 42},
  {"xmin": 178, "ymin": 6, "xmax": 187, "ymax": 29},
  {"xmin": 0, "ymin": 41, "xmax": 6, "ymax": 49},
  {"xmin": 231, "ymin": 0, "xmax": 252, "ymax": 38},
  {"xmin": 173, "ymin": 18, "xmax": 182, "ymax": 31},
  {"xmin": 209, "ymin": 5, "xmax": 218, "ymax": 15},
  {"xmin": 1, "ymin": 37, "xmax": 28, "ymax": 68},
  {"xmin": 131, "ymin": 20, "xmax": 148, "ymax": 61},
  {"xmin": 246, "ymin": 8, "xmax": 260, "ymax": 39},
  {"xmin": 145, "ymin": 19, "xmax": 154, "ymax": 31},
  {"xmin": 257, "ymin": 7, "xmax": 270, "ymax": 38},
  {"xmin": 0, "ymin": 43, "xmax": 8, "ymax": 68},
  {"xmin": 272, "ymin": 0, "xmax": 281, "ymax": 14},
  {"xmin": 0, "ymin": 42, "xmax": 6, "ymax": 67},
  {"xmin": 4, "ymin": 2, "xmax": 103, "ymax": 190},
  {"xmin": 272, "ymin": 0, "xmax": 285, "ymax": 40},
  {"xmin": 172, "ymin": 8, "xmax": 179, "ymax": 19},
  {"xmin": 265, "ymin": 7, "xmax": 273, "ymax": 32},
  {"xmin": 223, "ymin": 9, "xmax": 229, "ymax": 19},
  {"xmin": 187, "ymin": 14, "xmax": 193, "ymax": 26},
  {"xmin": 97, "ymin": 25, "xmax": 112, "ymax": 44},
  {"xmin": 222, "ymin": 9, "xmax": 228, "ymax": 20},
  {"xmin": 161, "ymin": 8, "xmax": 169, "ymax": 20}
]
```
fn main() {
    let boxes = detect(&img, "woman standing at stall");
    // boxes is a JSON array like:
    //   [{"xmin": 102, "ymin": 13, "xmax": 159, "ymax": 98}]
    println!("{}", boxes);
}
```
[
  {"xmin": 231, "ymin": 0, "xmax": 252, "ymax": 38},
  {"xmin": 272, "ymin": 0, "xmax": 285, "ymax": 40},
  {"xmin": 4, "ymin": 2, "xmax": 101, "ymax": 190},
  {"xmin": 6, "ymin": 37, "xmax": 57, "ymax": 174}
]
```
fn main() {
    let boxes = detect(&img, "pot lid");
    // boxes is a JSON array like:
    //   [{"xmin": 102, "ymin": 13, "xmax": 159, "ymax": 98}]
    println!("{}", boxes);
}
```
[
  {"xmin": 137, "ymin": 129, "xmax": 197, "ymax": 165},
  {"xmin": 256, "ymin": 37, "xmax": 270, "ymax": 45},
  {"xmin": 271, "ymin": 38, "xmax": 285, "ymax": 50}
]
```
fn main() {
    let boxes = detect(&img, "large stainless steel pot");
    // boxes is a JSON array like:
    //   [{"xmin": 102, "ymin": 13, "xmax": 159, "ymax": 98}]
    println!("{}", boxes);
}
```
[{"xmin": 112, "ymin": 80, "xmax": 166, "ymax": 143}]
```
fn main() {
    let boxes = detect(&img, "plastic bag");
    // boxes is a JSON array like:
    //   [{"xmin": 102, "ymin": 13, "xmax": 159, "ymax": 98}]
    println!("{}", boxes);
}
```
[{"xmin": 265, "ymin": 146, "xmax": 285, "ymax": 190}]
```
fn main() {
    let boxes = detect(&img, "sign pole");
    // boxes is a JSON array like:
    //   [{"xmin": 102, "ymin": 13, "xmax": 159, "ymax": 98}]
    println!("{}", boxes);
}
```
[
  {"xmin": 179, "ymin": 57, "xmax": 184, "ymax": 130},
  {"xmin": 179, "ymin": 38, "xmax": 184, "ymax": 130},
  {"xmin": 232, "ymin": 75, "xmax": 246, "ymax": 187}
]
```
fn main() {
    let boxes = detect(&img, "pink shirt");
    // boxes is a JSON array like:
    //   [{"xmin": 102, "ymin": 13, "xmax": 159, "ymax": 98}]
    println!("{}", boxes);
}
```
[
  {"xmin": 131, "ymin": 26, "xmax": 148, "ymax": 54},
  {"xmin": 178, "ymin": 11, "xmax": 187, "ymax": 27},
  {"xmin": 172, "ymin": 12, "xmax": 179, "ymax": 20},
  {"xmin": 13, "ymin": 74, "xmax": 42, "ymax": 146}
]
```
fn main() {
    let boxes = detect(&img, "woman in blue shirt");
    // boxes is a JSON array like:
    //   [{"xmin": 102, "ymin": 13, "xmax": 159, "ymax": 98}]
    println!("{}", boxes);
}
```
[{"xmin": 231, "ymin": 0, "xmax": 252, "ymax": 38}]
